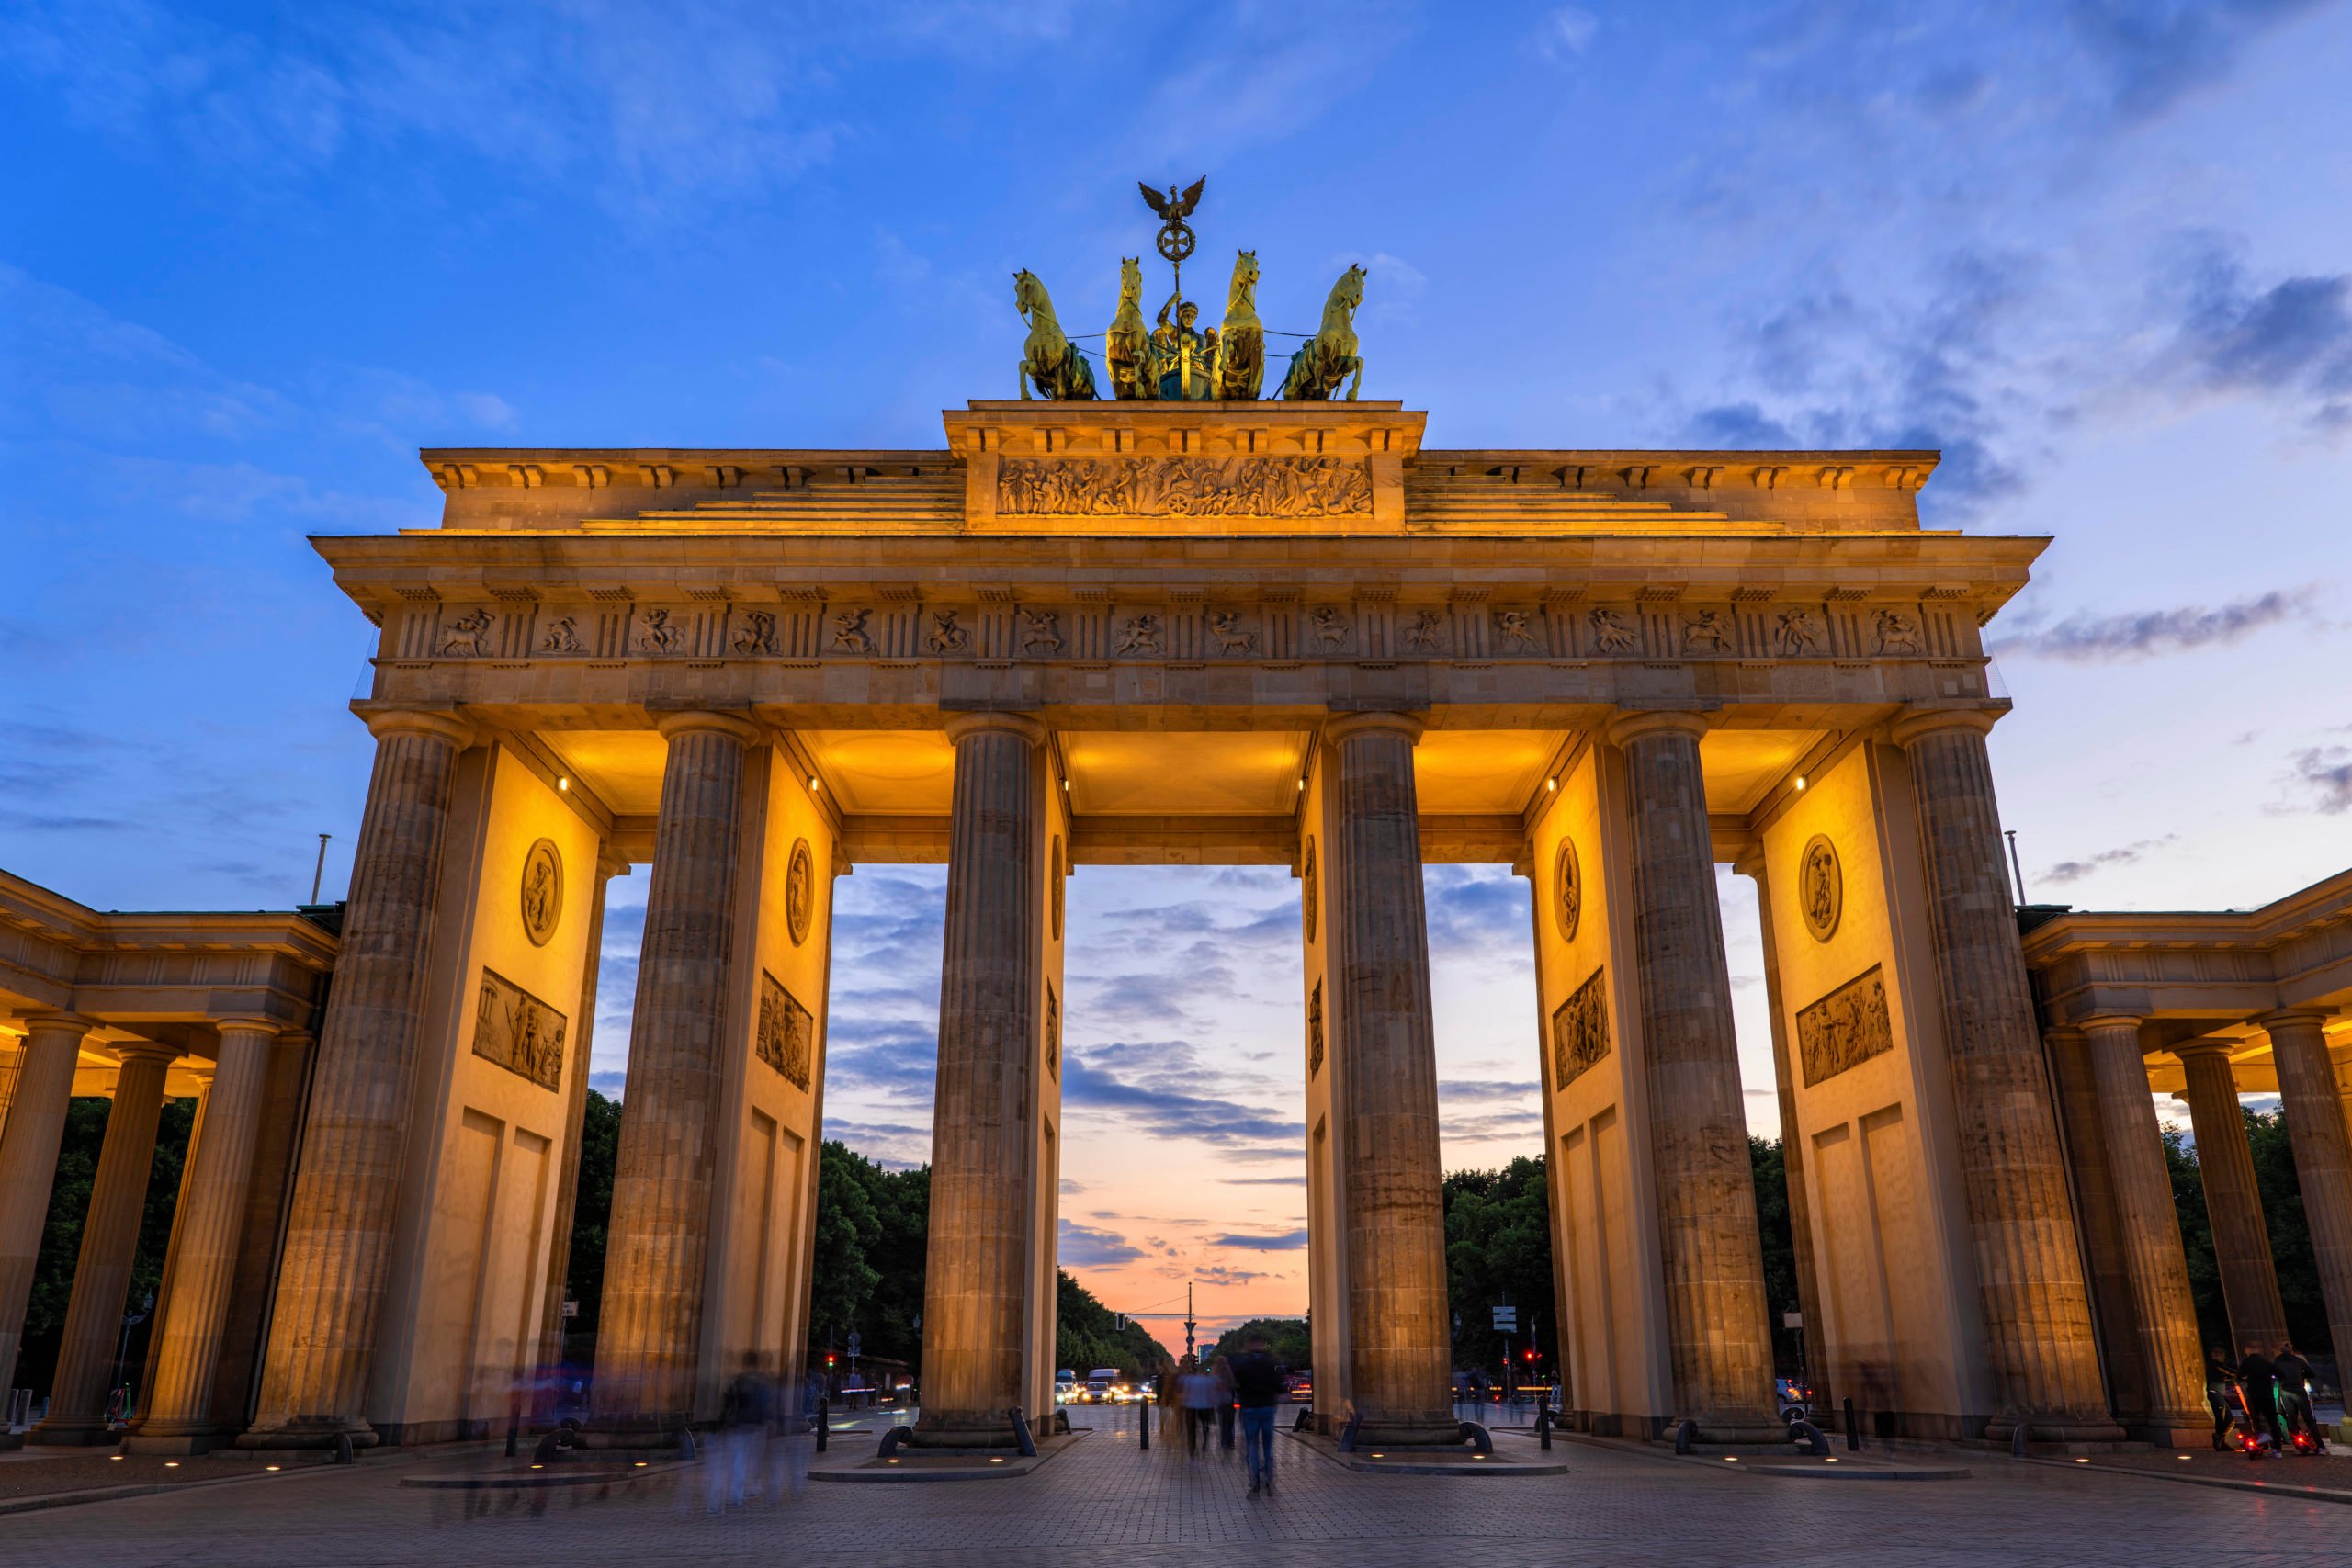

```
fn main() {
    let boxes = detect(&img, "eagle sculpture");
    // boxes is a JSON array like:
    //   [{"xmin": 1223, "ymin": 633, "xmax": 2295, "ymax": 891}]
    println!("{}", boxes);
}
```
[{"xmin": 1139, "ymin": 177, "xmax": 1206, "ymax": 221}]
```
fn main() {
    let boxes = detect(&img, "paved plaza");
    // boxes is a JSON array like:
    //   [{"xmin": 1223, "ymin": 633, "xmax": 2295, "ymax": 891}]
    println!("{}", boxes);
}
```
[{"xmin": 9, "ymin": 1421, "xmax": 2352, "ymax": 1567}]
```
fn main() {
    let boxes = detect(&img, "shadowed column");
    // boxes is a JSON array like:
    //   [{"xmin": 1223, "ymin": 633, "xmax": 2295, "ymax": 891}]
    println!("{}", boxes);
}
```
[
  {"xmin": 2264, "ymin": 1010, "xmax": 2352, "ymax": 1363},
  {"xmin": 2080, "ymin": 1016, "xmax": 2209, "ymax": 1442},
  {"xmin": 2042, "ymin": 1028, "xmax": 2149, "ymax": 1425},
  {"xmin": 596, "ymin": 712, "xmax": 758, "ymax": 1427},
  {"xmin": 1326, "ymin": 713, "xmax": 1456, "ymax": 1444},
  {"xmin": 1607, "ymin": 712, "xmax": 1778, "ymax": 1442},
  {"xmin": 243, "ymin": 706, "xmax": 473, "ymax": 1449},
  {"xmin": 535, "ymin": 852, "xmax": 628, "ymax": 1401},
  {"xmin": 1891, "ymin": 708, "xmax": 2116, "ymax": 1440},
  {"xmin": 0, "ymin": 1016, "xmax": 96, "ymax": 1408},
  {"xmin": 2175, "ymin": 1043, "xmax": 2288, "ymax": 1355},
  {"xmin": 32, "ymin": 1042, "xmax": 180, "ymax": 1445},
  {"xmin": 917, "ymin": 713, "xmax": 1046, "ymax": 1446},
  {"xmin": 124, "ymin": 1021, "xmax": 277, "ymax": 1454}
]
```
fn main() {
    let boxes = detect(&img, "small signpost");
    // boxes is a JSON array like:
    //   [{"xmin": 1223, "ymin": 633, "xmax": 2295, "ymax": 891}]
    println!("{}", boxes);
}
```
[{"xmin": 1490, "ymin": 1305, "xmax": 1517, "ymax": 1332}]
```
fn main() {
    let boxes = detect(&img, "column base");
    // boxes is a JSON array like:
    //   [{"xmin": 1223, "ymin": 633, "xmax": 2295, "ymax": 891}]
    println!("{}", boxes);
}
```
[
  {"xmin": 1984, "ymin": 1416, "xmax": 2129, "ymax": 1444},
  {"xmin": 27, "ymin": 1420, "xmax": 118, "ymax": 1448},
  {"xmin": 120, "ymin": 1424, "xmax": 221, "ymax": 1456},
  {"xmin": 236, "ymin": 1414, "xmax": 381, "ymax": 1450},
  {"xmin": 2127, "ymin": 1420, "xmax": 2221, "ymax": 1449},
  {"xmin": 1347, "ymin": 1413, "xmax": 1467, "ymax": 1449},
  {"xmin": 1680, "ymin": 1415, "xmax": 1795, "ymax": 1446},
  {"xmin": 910, "ymin": 1407, "xmax": 1034, "ymax": 1449}
]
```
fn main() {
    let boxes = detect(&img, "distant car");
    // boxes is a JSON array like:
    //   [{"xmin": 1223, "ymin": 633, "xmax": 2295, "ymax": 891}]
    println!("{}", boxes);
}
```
[
  {"xmin": 1285, "ymin": 1374, "xmax": 1313, "ymax": 1404},
  {"xmin": 1776, "ymin": 1377, "xmax": 1813, "ymax": 1423}
]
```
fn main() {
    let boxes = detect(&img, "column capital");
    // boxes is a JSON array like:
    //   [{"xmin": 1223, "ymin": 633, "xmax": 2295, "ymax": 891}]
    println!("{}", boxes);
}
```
[
  {"xmin": 942, "ymin": 711, "xmax": 1046, "ymax": 747},
  {"xmin": 1324, "ymin": 711, "xmax": 1423, "ymax": 746},
  {"xmin": 109, "ymin": 1040, "xmax": 183, "ymax": 1069},
  {"xmin": 1730, "ymin": 842, "xmax": 1766, "ymax": 880},
  {"xmin": 1603, "ymin": 708, "xmax": 1710, "ymax": 748},
  {"xmin": 652, "ymin": 709, "xmax": 763, "ymax": 746},
  {"xmin": 209, "ymin": 1016, "xmax": 283, "ymax": 1039},
  {"xmin": 2079, "ymin": 1012, "xmax": 2146, "ymax": 1035},
  {"xmin": 358, "ymin": 704, "xmax": 476, "ymax": 749},
  {"xmin": 1889, "ymin": 705, "xmax": 2002, "ymax": 749},
  {"xmin": 15, "ymin": 1011, "xmax": 99, "ymax": 1040},
  {"xmin": 595, "ymin": 848, "xmax": 633, "ymax": 882},
  {"xmin": 2256, "ymin": 1008, "xmax": 2334, "ymax": 1035},
  {"xmin": 2172, "ymin": 1037, "xmax": 2241, "ymax": 1062}
]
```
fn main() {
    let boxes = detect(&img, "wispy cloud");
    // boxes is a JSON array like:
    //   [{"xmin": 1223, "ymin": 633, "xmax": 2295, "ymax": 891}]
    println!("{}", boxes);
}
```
[
  {"xmin": 2277, "ymin": 745, "xmax": 2352, "ymax": 815},
  {"xmin": 1205, "ymin": 1228, "xmax": 1309, "ymax": 1251},
  {"xmin": 1059, "ymin": 1216, "xmax": 1146, "ymax": 1267},
  {"xmin": 2040, "ymin": 834, "xmax": 2182, "ymax": 886},
  {"xmin": 1987, "ymin": 589, "xmax": 2317, "ymax": 661}
]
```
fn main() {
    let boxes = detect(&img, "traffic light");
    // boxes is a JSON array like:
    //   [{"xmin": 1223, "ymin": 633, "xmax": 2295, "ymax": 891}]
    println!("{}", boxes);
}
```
[{"xmin": 826, "ymin": 1352, "xmax": 836, "ymax": 1367}]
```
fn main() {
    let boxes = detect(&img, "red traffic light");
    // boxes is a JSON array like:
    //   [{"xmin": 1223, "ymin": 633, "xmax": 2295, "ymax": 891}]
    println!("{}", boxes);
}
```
[
  {"xmin": 826, "ymin": 1353, "xmax": 836, "ymax": 1366},
  {"xmin": 1523, "ymin": 1349, "xmax": 1536, "ymax": 1361}
]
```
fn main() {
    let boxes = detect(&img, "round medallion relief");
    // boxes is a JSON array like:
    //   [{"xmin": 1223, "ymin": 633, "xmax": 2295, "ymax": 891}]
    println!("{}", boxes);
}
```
[
  {"xmin": 1302, "ymin": 837, "xmax": 1318, "ymax": 943},
  {"xmin": 520, "ymin": 839, "xmax": 563, "ymax": 947},
  {"xmin": 786, "ymin": 838, "xmax": 816, "ymax": 946},
  {"xmin": 1554, "ymin": 840, "xmax": 1582, "ymax": 942},
  {"xmin": 1799, "ymin": 834, "xmax": 1842, "ymax": 942},
  {"xmin": 1051, "ymin": 837, "xmax": 1066, "ymax": 941}
]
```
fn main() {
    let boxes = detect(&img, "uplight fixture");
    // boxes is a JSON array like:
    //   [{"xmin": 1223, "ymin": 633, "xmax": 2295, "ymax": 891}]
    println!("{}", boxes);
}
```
[
  {"xmin": 164, "ymin": 1461, "xmax": 180, "ymax": 1469},
  {"xmin": 1793, "ymin": 775, "xmax": 1807, "ymax": 792},
  {"xmin": 808, "ymin": 776, "xmax": 820, "ymax": 793},
  {"xmin": 557, "ymin": 776, "xmax": 570, "ymax": 792}
]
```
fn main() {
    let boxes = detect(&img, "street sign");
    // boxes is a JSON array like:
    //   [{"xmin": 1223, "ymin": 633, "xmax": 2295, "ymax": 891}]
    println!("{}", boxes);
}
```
[
  {"xmin": 1491, "ymin": 1305, "xmax": 1517, "ymax": 1331},
  {"xmin": 561, "ymin": 1300, "xmax": 579, "ymax": 1319},
  {"xmin": 848, "ymin": 1331, "xmax": 863, "ymax": 1358},
  {"xmin": 1781, "ymin": 1311, "xmax": 1803, "ymax": 1329}
]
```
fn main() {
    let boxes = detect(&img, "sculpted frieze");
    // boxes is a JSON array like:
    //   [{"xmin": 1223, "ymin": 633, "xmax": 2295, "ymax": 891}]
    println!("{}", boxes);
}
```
[
  {"xmin": 997, "ymin": 456, "xmax": 1373, "ymax": 517},
  {"xmin": 756, "ymin": 970, "xmax": 814, "ymax": 1089},
  {"xmin": 441, "ymin": 607, "xmax": 494, "ymax": 656},
  {"xmin": 474, "ymin": 968, "xmax": 565, "ymax": 1091},
  {"xmin": 1795, "ymin": 964, "xmax": 1892, "ymax": 1088},
  {"xmin": 1552, "ymin": 967, "xmax": 1609, "ymax": 1089}
]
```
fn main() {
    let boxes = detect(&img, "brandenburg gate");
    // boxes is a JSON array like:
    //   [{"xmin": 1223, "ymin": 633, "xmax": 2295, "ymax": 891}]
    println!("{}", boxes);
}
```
[
  {"xmin": 262, "ymin": 395, "xmax": 2104, "ymax": 1450},
  {"xmin": 20, "ymin": 393, "xmax": 2350, "ymax": 1460}
]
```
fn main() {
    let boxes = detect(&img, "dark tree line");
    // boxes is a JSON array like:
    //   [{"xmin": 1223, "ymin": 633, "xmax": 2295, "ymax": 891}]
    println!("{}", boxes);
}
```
[{"xmin": 2165, "ymin": 1110, "xmax": 2331, "ymax": 1353}]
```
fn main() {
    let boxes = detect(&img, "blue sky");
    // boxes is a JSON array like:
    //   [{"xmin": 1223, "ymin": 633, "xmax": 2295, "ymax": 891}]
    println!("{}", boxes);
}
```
[{"xmin": 6, "ymin": 0, "xmax": 2351, "ymax": 1337}]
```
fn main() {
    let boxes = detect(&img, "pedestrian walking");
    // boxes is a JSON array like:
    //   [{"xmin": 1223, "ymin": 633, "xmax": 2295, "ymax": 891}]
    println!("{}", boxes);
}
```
[
  {"xmin": 1179, "ymin": 1357, "xmax": 1218, "ymax": 1456},
  {"xmin": 2205, "ymin": 1345, "xmax": 2242, "ymax": 1451},
  {"xmin": 708, "ymin": 1352, "xmax": 774, "ymax": 1510},
  {"xmin": 1228, "ymin": 1332, "xmax": 1284, "ymax": 1496},
  {"xmin": 1212, "ymin": 1352, "xmax": 1237, "ymax": 1450}
]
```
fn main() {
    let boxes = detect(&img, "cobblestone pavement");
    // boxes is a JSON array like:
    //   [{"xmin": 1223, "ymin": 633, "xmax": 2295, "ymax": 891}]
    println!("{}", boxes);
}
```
[{"xmin": 12, "ymin": 1420, "xmax": 2352, "ymax": 1566}]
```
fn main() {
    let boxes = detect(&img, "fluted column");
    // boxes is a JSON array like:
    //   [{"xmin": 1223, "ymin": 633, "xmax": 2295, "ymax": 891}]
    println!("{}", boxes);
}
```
[
  {"xmin": 2080, "ymin": 1017, "xmax": 2209, "ymax": 1440},
  {"xmin": 123, "ymin": 1021, "xmax": 277, "ymax": 1454},
  {"xmin": 536, "ymin": 852, "xmax": 628, "ymax": 1398},
  {"xmin": 917, "ymin": 713, "xmax": 1046, "ymax": 1445},
  {"xmin": 1736, "ymin": 850, "xmax": 1834, "ymax": 1418},
  {"xmin": 595, "ymin": 712, "xmax": 759, "ymax": 1426},
  {"xmin": 2175, "ymin": 1043, "xmax": 2288, "ymax": 1353},
  {"xmin": 0, "ymin": 1016, "xmax": 95, "ymax": 1404},
  {"xmin": 1324, "ymin": 713, "xmax": 1453, "ymax": 1445},
  {"xmin": 2264, "ymin": 1010, "xmax": 2352, "ymax": 1361},
  {"xmin": 1607, "ymin": 713, "xmax": 1778, "ymax": 1441},
  {"xmin": 243, "ymin": 706, "xmax": 473, "ymax": 1449},
  {"xmin": 31, "ymin": 1042, "xmax": 180, "ymax": 1445},
  {"xmin": 1892, "ymin": 709, "xmax": 2116, "ymax": 1439},
  {"xmin": 2042, "ymin": 1029, "xmax": 2149, "ymax": 1423}
]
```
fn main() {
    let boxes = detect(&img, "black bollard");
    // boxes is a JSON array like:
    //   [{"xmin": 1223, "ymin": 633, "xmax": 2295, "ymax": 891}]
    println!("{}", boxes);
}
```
[
  {"xmin": 333, "ymin": 1431, "xmax": 354, "ymax": 1465},
  {"xmin": 1009, "ymin": 1406, "xmax": 1036, "ymax": 1459},
  {"xmin": 1139, "ymin": 1395, "xmax": 1150, "ymax": 1450},
  {"xmin": 1843, "ymin": 1397, "xmax": 1860, "ymax": 1451},
  {"xmin": 816, "ymin": 1397, "xmax": 829, "ymax": 1453},
  {"xmin": 1537, "ymin": 1400, "xmax": 1554, "ymax": 1450}
]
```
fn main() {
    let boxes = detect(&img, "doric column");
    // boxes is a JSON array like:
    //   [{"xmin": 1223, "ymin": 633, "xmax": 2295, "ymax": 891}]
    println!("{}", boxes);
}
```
[
  {"xmin": 0, "ymin": 1015, "xmax": 95, "ymax": 1403},
  {"xmin": 123, "ymin": 1021, "xmax": 277, "ymax": 1454},
  {"xmin": 1324, "ymin": 713, "xmax": 1454, "ymax": 1445},
  {"xmin": 535, "ymin": 852, "xmax": 628, "ymax": 1397},
  {"xmin": 1605, "ymin": 713, "xmax": 1778, "ymax": 1441},
  {"xmin": 2262, "ymin": 1010, "xmax": 2352, "ymax": 1361},
  {"xmin": 1890, "ymin": 708, "xmax": 2116, "ymax": 1440},
  {"xmin": 1736, "ymin": 849, "xmax": 1834, "ymax": 1418},
  {"xmin": 917, "ymin": 713, "xmax": 1046, "ymax": 1445},
  {"xmin": 2042, "ymin": 1029, "xmax": 2149, "ymax": 1423},
  {"xmin": 31, "ymin": 1042, "xmax": 180, "ymax": 1445},
  {"xmin": 243, "ymin": 705, "xmax": 473, "ymax": 1449},
  {"xmin": 2079, "ymin": 1017, "xmax": 2209, "ymax": 1441},
  {"xmin": 2175, "ymin": 1043, "xmax": 2288, "ymax": 1354},
  {"xmin": 596, "ymin": 712, "xmax": 759, "ymax": 1427}
]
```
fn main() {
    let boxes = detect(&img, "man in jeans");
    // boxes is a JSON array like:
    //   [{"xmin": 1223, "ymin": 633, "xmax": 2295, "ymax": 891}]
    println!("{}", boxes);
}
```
[{"xmin": 1228, "ymin": 1332, "xmax": 1285, "ymax": 1496}]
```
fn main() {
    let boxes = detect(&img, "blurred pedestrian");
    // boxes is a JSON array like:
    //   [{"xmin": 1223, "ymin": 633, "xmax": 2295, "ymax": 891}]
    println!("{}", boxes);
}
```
[
  {"xmin": 1179, "ymin": 1357, "xmax": 1218, "ymax": 1456},
  {"xmin": 1212, "ymin": 1352, "xmax": 1237, "ymax": 1450},
  {"xmin": 1229, "ymin": 1332, "xmax": 1283, "ymax": 1496},
  {"xmin": 2205, "ymin": 1345, "xmax": 2242, "ymax": 1451},
  {"xmin": 708, "ymin": 1352, "xmax": 774, "ymax": 1510}
]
